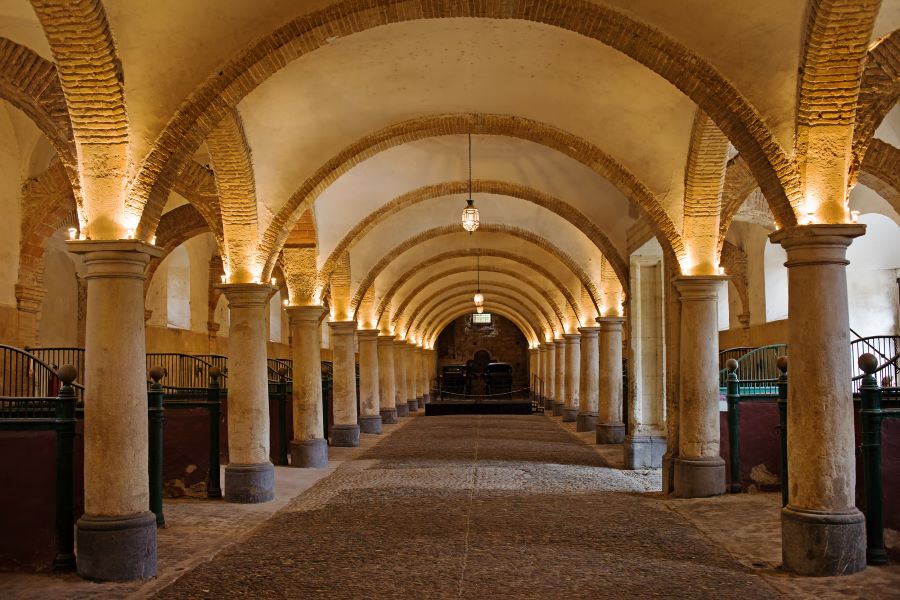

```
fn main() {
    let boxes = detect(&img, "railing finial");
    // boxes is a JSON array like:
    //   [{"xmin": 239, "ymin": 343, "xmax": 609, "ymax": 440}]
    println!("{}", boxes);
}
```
[
  {"xmin": 858, "ymin": 353, "xmax": 878, "ymax": 375},
  {"xmin": 148, "ymin": 365, "xmax": 165, "ymax": 383},
  {"xmin": 725, "ymin": 358, "xmax": 738, "ymax": 373},
  {"xmin": 776, "ymin": 356, "xmax": 788, "ymax": 374},
  {"xmin": 57, "ymin": 364, "xmax": 78, "ymax": 385}
]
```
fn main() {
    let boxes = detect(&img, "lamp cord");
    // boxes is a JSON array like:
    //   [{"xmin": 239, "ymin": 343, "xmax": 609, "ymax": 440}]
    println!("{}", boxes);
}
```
[{"xmin": 468, "ymin": 133, "xmax": 472, "ymax": 198}]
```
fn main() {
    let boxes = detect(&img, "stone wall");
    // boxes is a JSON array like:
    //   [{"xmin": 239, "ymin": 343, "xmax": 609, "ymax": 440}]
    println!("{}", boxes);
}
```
[{"xmin": 436, "ymin": 313, "xmax": 529, "ymax": 388}]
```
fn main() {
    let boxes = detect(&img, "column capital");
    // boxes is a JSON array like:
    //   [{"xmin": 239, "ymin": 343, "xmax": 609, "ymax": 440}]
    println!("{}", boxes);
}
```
[
  {"xmin": 563, "ymin": 333, "xmax": 581, "ymax": 342},
  {"xmin": 769, "ymin": 224, "xmax": 865, "ymax": 267},
  {"xmin": 286, "ymin": 305, "xmax": 327, "ymax": 323},
  {"xmin": 577, "ymin": 326, "xmax": 600, "ymax": 337},
  {"xmin": 393, "ymin": 339, "xmax": 408, "ymax": 348},
  {"xmin": 673, "ymin": 275, "xmax": 727, "ymax": 300},
  {"xmin": 357, "ymin": 328, "xmax": 380, "ymax": 340},
  {"xmin": 597, "ymin": 316, "xmax": 626, "ymax": 331},
  {"xmin": 377, "ymin": 333, "xmax": 395, "ymax": 345},
  {"xmin": 216, "ymin": 282, "xmax": 277, "ymax": 306},
  {"xmin": 328, "ymin": 320, "xmax": 358, "ymax": 335},
  {"xmin": 67, "ymin": 239, "xmax": 163, "ymax": 280},
  {"xmin": 15, "ymin": 283, "xmax": 46, "ymax": 313},
  {"xmin": 554, "ymin": 338, "xmax": 565, "ymax": 347}
]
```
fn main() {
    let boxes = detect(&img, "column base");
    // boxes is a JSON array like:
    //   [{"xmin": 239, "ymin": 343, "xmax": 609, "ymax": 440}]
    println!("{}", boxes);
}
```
[
  {"xmin": 673, "ymin": 456, "xmax": 725, "ymax": 498},
  {"xmin": 596, "ymin": 422, "xmax": 626, "ymax": 444},
  {"xmin": 624, "ymin": 435, "xmax": 666, "ymax": 469},
  {"xmin": 289, "ymin": 438, "xmax": 328, "ymax": 469},
  {"xmin": 225, "ymin": 462, "xmax": 275, "ymax": 503},
  {"xmin": 423, "ymin": 393, "xmax": 430, "ymax": 404},
  {"xmin": 552, "ymin": 402, "xmax": 564, "ymax": 417},
  {"xmin": 543, "ymin": 397, "xmax": 553, "ymax": 411},
  {"xmin": 359, "ymin": 415, "xmax": 383, "ymax": 434},
  {"xmin": 397, "ymin": 403, "xmax": 410, "ymax": 417},
  {"xmin": 330, "ymin": 423, "xmax": 360, "ymax": 447},
  {"xmin": 408, "ymin": 399, "xmax": 419, "ymax": 412},
  {"xmin": 781, "ymin": 506, "xmax": 866, "ymax": 576},
  {"xmin": 75, "ymin": 511, "xmax": 157, "ymax": 581},
  {"xmin": 662, "ymin": 451, "xmax": 677, "ymax": 494},
  {"xmin": 380, "ymin": 408, "xmax": 398, "ymax": 424},
  {"xmin": 576, "ymin": 412, "xmax": 597, "ymax": 432},
  {"xmin": 562, "ymin": 408, "xmax": 578, "ymax": 422}
]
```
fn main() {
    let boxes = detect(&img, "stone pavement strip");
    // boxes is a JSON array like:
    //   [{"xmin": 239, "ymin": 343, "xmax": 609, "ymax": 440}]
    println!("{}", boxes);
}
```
[{"xmin": 152, "ymin": 414, "xmax": 783, "ymax": 599}]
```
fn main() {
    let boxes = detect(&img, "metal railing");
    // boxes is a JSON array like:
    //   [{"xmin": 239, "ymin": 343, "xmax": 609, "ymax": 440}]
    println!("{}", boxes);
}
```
[
  {"xmin": 1, "ymin": 344, "xmax": 84, "ymax": 402},
  {"xmin": 850, "ymin": 334, "xmax": 899, "ymax": 393},
  {"xmin": 145, "ymin": 353, "xmax": 218, "ymax": 389},
  {"xmin": 25, "ymin": 347, "xmax": 85, "ymax": 386},
  {"xmin": 718, "ymin": 344, "xmax": 787, "ymax": 392},
  {"xmin": 719, "ymin": 346, "xmax": 755, "ymax": 370}
]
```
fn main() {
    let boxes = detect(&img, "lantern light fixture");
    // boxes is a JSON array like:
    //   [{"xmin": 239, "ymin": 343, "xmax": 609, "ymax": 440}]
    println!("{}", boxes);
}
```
[
  {"xmin": 67, "ymin": 227, "xmax": 78, "ymax": 241},
  {"xmin": 461, "ymin": 133, "xmax": 479, "ymax": 233},
  {"xmin": 850, "ymin": 210, "xmax": 860, "ymax": 224}
]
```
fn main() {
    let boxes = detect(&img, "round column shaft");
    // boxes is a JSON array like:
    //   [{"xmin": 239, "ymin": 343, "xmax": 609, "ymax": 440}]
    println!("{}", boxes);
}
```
[
  {"xmin": 393, "ymin": 340, "xmax": 410, "ymax": 417},
  {"xmin": 221, "ymin": 283, "xmax": 277, "ymax": 503},
  {"xmin": 328, "ymin": 321, "xmax": 360, "ymax": 446},
  {"xmin": 564, "ymin": 334, "xmax": 581, "ymax": 422},
  {"xmin": 543, "ymin": 343, "xmax": 556, "ymax": 412},
  {"xmin": 771, "ymin": 224, "xmax": 866, "ymax": 576},
  {"xmin": 69, "ymin": 240, "xmax": 161, "ymax": 581},
  {"xmin": 357, "ymin": 329, "xmax": 383, "ymax": 434},
  {"xmin": 672, "ymin": 276, "xmax": 726, "ymax": 498},
  {"xmin": 406, "ymin": 343, "xmax": 418, "ymax": 411},
  {"xmin": 597, "ymin": 317, "xmax": 626, "ymax": 444},
  {"xmin": 378, "ymin": 334, "xmax": 398, "ymax": 423},
  {"xmin": 415, "ymin": 347, "xmax": 426, "ymax": 403},
  {"xmin": 577, "ymin": 327, "xmax": 600, "ymax": 432},
  {"xmin": 537, "ymin": 345, "xmax": 547, "ymax": 408},
  {"xmin": 287, "ymin": 305, "xmax": 328, "ymax": 468},
  {"xmin": 554, "ymin": 339, "xmax": 566, "ymax": 417}
]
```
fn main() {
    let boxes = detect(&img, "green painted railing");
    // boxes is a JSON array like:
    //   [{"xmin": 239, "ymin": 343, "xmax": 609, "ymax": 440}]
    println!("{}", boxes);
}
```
[{"xmin": 719, "ymin": 344, "xmax": 787, "ymax": 393}]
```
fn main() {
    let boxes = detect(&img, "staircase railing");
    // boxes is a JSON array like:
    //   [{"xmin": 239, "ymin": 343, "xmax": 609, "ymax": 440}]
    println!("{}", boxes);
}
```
[
  {"xmin": 0, "ymin": 344, "xmax": 85, "ymax": 402},
  {"xmin": 850, "ymin": 333, "xmax": 899, "ymax": 393},
  {"xmin": 718, "ymin": 344, "xmax": 787, "ymax": 392}
]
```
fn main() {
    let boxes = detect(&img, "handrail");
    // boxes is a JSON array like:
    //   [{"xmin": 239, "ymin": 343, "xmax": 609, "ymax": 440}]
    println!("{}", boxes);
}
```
[
  {"xmin": 718, "ymin": 344, "xmax": 787, "ymax": 389},
  {"xmin": 1, "ymin": 344, "xmax": 85, "ymax": 400}
]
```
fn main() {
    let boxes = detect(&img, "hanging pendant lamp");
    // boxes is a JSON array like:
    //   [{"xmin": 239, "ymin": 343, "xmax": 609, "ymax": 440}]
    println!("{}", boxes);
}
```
[{"xmin": 461, "ymin": 134, "xmax": 480, "ymax": 233}]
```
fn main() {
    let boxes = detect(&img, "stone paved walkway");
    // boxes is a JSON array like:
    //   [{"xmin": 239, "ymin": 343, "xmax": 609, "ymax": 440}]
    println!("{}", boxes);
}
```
[{"xmin": 153, "ymin": 415, "xmax": 782, "ymax": 599}]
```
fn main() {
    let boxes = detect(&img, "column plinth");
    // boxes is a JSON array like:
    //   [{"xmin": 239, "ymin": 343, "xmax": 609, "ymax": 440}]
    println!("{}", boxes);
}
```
[
  {"xmin": 597, "ymin": 317, "xmax": 626, "ymax": 444},
  {"xmin": 672, "ymin": 277, "xmax": 726, "ymax": 498},
  {"xmin": 328, "ymin": 321, "xmax": 360, "ymax": 446},
  {"xmin": 563, "ymin": 334, "xmax": 581, "ymax": 423},
  {"xmin": 377, "ymin": 334, "xmax": 398, "ymax": 423},
  {"xmin": 770, "ymin": 224, "xmax": 866, "ymax": 576},
  {"xmin": 577, "ymin": 327, "xmax": 600, "ymax": 432},
  {"xmin": 219, "ymin": 283, "xmax": 277, "ymax": 503},
  {"xmin": 287, "ymin": 306, "xmax": 328, "ymax": 468},
  {"xmin": 393, "ymin": 340, "xmax": 410, "ymax": 416},
  {"xmin": 67, "ymin": 240, "xmax": 162, "ymax": 581}
]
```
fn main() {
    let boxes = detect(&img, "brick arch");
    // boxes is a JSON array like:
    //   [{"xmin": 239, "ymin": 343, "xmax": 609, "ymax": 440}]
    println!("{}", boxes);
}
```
[
  {"xmin": 717, "ymin": 156, "xmax": 761, "ymax": 255},
  {"xmin": 30, "ymin": 0, "xmax": 130, "ymax": 238},
  {"xmin": 349, "ymin": 224, "xmax": 601, "ymax": 318},
  {"xmin": 0, "ymin": 37, "xmax": 81, "ymax": 216},
  {"xmin": 132, "ymin": 0, "xmax": 797, "ymax": 248},
  {"xmin": 388, "ymin": 265, "xmax": 568, "ymax": 334},
  {"xmin": 372, "ymin": 250, "xmax": 584, "ymax": 327},
  {"xmin": 425, "ymin": 305, "xmax": 542, "ymax": 348},
  {"xmin": 144, "ymin": 204, "xmax": 213, "ymax": 296},
  {"xmin": 261, "ymin": 114, "xmax": 680, "ymax": 280},
  {"xmin": 317, "ymin": 178, "xmax": 629, "ymax": 291},
  {"xmin": 206, "ymin": 110, "xmax": 260, "ymax": 281},
  {"xmin": 401, "ymin": 280, "xmax": 558, "ymax": 341},
  {"xmin": 420, "ymin": 296, "xmax": 544, "ymax": 346},
  {"xmin": 851, "ymin": 29, "xmax": 900, "ymax": 185},
  {"xmin": 857, "ymin": 138, "xmax": 900, "ymax": 215}
]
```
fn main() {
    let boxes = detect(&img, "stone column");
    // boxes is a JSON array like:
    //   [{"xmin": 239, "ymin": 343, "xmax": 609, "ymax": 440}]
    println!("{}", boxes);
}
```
[
  {"xmin": 543, "ymin": 342, "xmax": 556, "ymax": 412},
  {"xmin": 328, "ymin": 321, "xmax": 360, "ymax": 446},
  {"xmin": 287, "ymin": 306, "xmax": 328, "ymax": 468},
  {"xmin": 563, "ymin": 334, "xmax": 580, "ymax": 422},
  {"xmin": 597, "ymin": 317, "xmax": 626, "ymax": 444},
  {"xmin": 672, "ymin": 276, "xmax": 726, "ymax": 498},
  {"xmin": 220, "ymin": 283, "xmax": 277, "ymax": 503},
  {"xmin": 68, "ymin": 240, "xmax": 161, "ymax": 581},
  {"xmin": 415, "ymin": 347, "xmax": 426, "ymax": 403},
  {"xmin": 577, "ymin": 327, "xmax": 600, "ymax": 432},
  {"xmin": 357, "ymin": 329, "xmax": 382, "ymax": 434},
  {"xmin": 553, "ymin": 339, "xmax": 566, "ymax": 417},
  {"xmin": 394, "ymin": 340, "xmax": 410, "ymax": 417},
  {"xmin": 528, "ymin": 348, "xmax": 537, "ymax": 389},
  {"xmin": 404, "ymin": 343, "xmax": 418, "ymax": 412},
  {"xmin": 378, "ymin": 334, "xmax": 398, "ymax": 423},
  {"xmin": 537, "ymin": 345, "xmax": 546, "ymax": 408},
  {"xmin": 770, "ymin": 224, "xmax": 866, "ymax": 576}
]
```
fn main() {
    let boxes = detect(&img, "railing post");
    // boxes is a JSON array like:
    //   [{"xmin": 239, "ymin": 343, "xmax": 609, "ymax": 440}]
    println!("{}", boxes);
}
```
[
  {"xmin": 207, "ymin": 367, "xmax": 223, "ymax": 499},
  {"xmin": 53, "ymin": 365, "xmax": 78, "ymax": 571},
  {"xmin": 859, "ymin": 353, "xmax": 887, "ymax": 565},
  {"xmin": 277, "ymin": 368, "xmax": 289, "ymax": 466},
  {"xmin": 776, "ymin": 356, "xmax": 788, "ymax": 507},
  {"xmin": 725, "ymin": 359, "xmax": 741, "ymax": 493},
  {"xmin": 147, "ymin": 366, "xmax": 165, "ymax": 527}
]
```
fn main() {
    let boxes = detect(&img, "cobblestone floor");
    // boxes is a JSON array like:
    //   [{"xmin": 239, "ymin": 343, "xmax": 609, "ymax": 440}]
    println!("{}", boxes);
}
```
[{"xmin": 152, "ymin": 415, "xmax": 782, "ymax": 599}]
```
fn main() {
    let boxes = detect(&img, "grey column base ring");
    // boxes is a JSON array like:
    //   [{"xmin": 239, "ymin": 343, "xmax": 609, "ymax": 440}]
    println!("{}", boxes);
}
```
[
  {"xmin": 562, "ymin": 408, "xmax": 578, "ymax": 422},
  {"xmin": 576, "ymin": 412, "xmax": 598, "ymax": 432},
  {"xmin": 596, "ymin": 422, "xmax": 626, "ymax": 444},
  {"xmin": 380, "ymin": 408, "xmax": 398, "ymax": 424},
  {"xmin": 552, "ymin": 402, "xmax": 564, "ymax": 417},
  {"xmin": 76, "ymin": 511, "xmax": 157, "ymax": 582},
  {"xmin": 330, "ymin": 423, "xmax": 360, "ymax": 447},
  {"xmin": 359, "ymin": 414, "xmax": 383, "ymax": 434},
  {"xmin": 408, "ymin": 399, "xmax": 419, "ymax": 412},
  {"xmin": 289, "ymin": 438, "xmax": 328, "ymax": 469},
  {"xmin": 396, "ymin": 403, "xmax": 410, "ymax": 417},
  {"xmin": 781, "ymin": 506, "xmax": 866, "ymax": 576},
  {"xmin": 225, "ymin": 462, "xmax": 275, "ymax": 503},
  {"xmin": 673, "ymin": 456, "xmax": 725, "ymax": 498},
  {"xmin": 543, "ymin": 397, "xmax": 553, "ymax": 411},
  {"xmin": 623, "ymin": 435, "xmax": 666, "ymax": 469}
]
